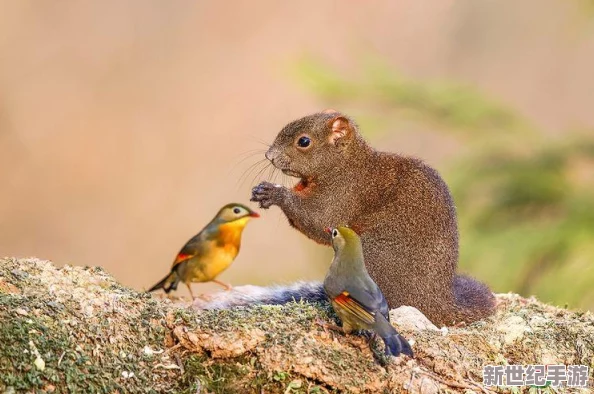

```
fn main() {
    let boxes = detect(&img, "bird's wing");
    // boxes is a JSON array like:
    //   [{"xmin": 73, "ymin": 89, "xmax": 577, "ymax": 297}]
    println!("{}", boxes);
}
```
[
  {"xmin": 332, "ymin": 289, "xmax": 378, "ymax": 326},
  {"xmin": 172, "ymin": 250, "xmax": 195, "ymax": 267},
  {"xmin": 171, "ymin": 234, "xmax": 204, "ymax": 268},
  {"xmin": 336, "ymin": 282, "xmax": 390, "ymax": 319},
  {"xmin": 170, "ymin": 226, "xmax": 219, "ymax": 269}
]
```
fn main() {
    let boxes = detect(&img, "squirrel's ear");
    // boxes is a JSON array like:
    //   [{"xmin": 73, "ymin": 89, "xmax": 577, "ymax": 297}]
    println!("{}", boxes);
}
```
[{"xmin": 328, "ymin": 116, "xmax": 352, "ymax": 146}]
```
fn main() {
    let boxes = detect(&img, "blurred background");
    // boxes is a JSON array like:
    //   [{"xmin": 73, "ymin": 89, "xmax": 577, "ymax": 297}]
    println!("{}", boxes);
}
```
[{"xmin": 1, "ymin": 1, "xmax": 593, "ymax": 310}]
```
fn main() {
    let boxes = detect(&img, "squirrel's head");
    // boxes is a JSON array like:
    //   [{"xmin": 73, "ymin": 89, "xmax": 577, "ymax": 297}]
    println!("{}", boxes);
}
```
[{"xmin": 264, "ymin": 110, "xmax": 359, "ymax": 181}]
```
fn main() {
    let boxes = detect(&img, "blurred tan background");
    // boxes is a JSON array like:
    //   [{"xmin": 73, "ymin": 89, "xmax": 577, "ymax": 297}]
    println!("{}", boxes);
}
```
[{"xmin": 1, "ymin": 1, "xmax": 593, "ymax": 308}]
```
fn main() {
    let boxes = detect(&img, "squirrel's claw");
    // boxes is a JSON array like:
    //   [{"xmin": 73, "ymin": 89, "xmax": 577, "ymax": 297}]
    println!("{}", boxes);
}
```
[{"xmin": 251, "ymin": 182, "xmax": 282, "ymax": 209}]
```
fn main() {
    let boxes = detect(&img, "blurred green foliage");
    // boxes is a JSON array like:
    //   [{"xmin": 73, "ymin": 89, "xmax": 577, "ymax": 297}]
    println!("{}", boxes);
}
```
[
  {"xmin": 294, "ymin": 56, "xmax": 594, "ymax": 311},
  {"xmin": 296, "ymin": 56, "xmax": 529, "ymax": 135}
]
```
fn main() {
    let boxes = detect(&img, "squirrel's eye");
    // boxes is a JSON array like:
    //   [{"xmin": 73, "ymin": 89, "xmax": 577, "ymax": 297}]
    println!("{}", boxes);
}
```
[
  {"xmin": 297, "ymin": 136, "xmax": 311, "ymax": 148},
  {"xmin": 332, "ymin": 230, "xmax": 338, "ymax": 238},
  {"xmin": 233, "ymin": 208, "xmax": 241, "ymax": 214}
]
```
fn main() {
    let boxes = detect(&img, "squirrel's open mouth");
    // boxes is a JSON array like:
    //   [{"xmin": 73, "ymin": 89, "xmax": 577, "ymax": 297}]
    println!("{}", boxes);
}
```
[{"xmin": 279, "ymin": 168, "xmax": 313, "ymax": 193}]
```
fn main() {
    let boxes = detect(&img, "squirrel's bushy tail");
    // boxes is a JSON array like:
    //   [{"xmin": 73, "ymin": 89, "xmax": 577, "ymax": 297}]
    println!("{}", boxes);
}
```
[
  {"xmin": 453, "ymin": 274, "xmax": 496, "ymax": 323},
  {"xmin": 192, "ymin": 281, "xmax": 328, "ymax": 309},
  {"xmin": 191, "ymin": 278, "xmax": 495, "ymax": 326}
]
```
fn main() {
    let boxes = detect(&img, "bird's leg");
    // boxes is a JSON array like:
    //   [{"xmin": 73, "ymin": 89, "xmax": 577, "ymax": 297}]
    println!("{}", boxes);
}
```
[
  {"xmin": 366, "ymin": 332, "xmax": 378, "ymax": 346},
  {"xmin": 316, "ymin": 320, "xmax": 368, "ymax": 350},
  {"xmin": 211, "ymin": 279, "xmax": 233, "ymax": 291},
  {"xmin": 185, "ymin": 283, "xmax": 196, "ymax": 300},
  {"xmin": 315, "ymin": 319, "xmax": 344, "ymax": 333},
  {"xmin": 198, "ymin": 293, "xmax": 212, "ymax": 301},
  {"xmin": 340, "ymin": 323, "xmax": 369, "ymax": 349}
]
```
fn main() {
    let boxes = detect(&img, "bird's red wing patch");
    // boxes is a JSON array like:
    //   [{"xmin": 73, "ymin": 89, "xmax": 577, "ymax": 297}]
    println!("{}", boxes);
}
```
[
  {"xmin": 172, "ymin": 253, "xmax": 194, "ymax": 266},
  {"xmin": 333, "ymin": 291, "xmax": 375, "ymax": 325}
]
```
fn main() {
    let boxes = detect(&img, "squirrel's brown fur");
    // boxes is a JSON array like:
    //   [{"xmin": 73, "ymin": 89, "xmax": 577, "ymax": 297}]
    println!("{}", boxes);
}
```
[{"xmin": 251, "ymin": 111, "xmax": 495, "ymax": 326}]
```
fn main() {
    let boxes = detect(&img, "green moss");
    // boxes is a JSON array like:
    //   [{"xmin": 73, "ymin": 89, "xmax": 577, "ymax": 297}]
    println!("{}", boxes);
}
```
[
  {"xmin": 190, "ymin": 302, "xmax": 333, "ymax": 333},
  {"xmin": 0, "ymin": 258, "xmax": 182, "ymax": 393},
  {"xmin": 0, "ymin": 261, "xmax": 341, "ymax": 394},
  {"xmin": 181, "ymin": 355, "xmax": 288, "ymax": 394},
  {"xmin": 0, "ymin": 293, "xmax": 174, "ymax": 393}
]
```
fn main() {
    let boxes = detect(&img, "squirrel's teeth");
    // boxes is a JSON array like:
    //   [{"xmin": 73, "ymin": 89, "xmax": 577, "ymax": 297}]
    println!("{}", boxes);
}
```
[
  {"xmin": 282, "ymin": 169, "xmax": 302, "ymax": 178},
  {"xmin": 293, "ymin": 177, "xmax": 313, "ymax": 193}
]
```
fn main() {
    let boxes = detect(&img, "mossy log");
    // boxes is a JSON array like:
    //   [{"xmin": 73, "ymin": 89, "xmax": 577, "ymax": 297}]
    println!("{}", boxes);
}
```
[{"xmin": 0, "ymin": 258, "xmax": 593, "ymax": 393}]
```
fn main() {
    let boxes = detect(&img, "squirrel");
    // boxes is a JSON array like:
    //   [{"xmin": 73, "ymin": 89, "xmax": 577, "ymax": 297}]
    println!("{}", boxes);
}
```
[{"xmin": 206, "ymin": 110, "xmax": 495, "ymax": 326}]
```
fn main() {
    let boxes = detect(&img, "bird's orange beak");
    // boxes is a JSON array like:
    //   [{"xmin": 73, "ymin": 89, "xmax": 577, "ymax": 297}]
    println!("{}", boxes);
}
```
[
  {"xmin": 324, "ymin": 227, "xmax": 332, "ymax": 233},
  {"xmin": 250, "ymin": 212, "xmax": 260, "ymax": 218}
]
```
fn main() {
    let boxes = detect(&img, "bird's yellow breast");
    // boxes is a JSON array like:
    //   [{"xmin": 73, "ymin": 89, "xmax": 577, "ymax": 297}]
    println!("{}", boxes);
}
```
[
  {"xmin": 189, "ymin": 218, "xmax": 249, "ymax": 282},
  {"xmin": 217, "ymin": 217, "xmax": 250, "ymax": 248},
  {"xmin": 197, "ymin": 243, "xmax": 238, "ymax": 280}
]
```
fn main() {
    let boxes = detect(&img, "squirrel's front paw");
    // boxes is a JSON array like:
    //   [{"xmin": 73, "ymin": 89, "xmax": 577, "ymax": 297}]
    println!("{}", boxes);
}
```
[{"xmin": 251, "ymin": 182, "xmax": 285, "ymax": 209}]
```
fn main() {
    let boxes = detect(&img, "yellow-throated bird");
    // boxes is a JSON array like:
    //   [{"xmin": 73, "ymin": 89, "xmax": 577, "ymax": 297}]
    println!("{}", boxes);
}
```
[
  {"xmin": 323, "ymin": 226, "xmax": 413, "ymax": 357},
  {"xmin": 148, "ymin": 203, "xmax": 259, "ymax": 299}
]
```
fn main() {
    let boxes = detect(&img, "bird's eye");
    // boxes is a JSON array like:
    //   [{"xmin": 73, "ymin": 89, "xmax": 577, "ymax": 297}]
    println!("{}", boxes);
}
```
[
  {"xmin": 332, "ymin": 229, "xmax": 338, "ymax": 238},
  {"xmin": 296, "ymin": 136, "xmax": 311, "ymax": 148},
  {"xmin": 233, "ymin": 208, "xmax": 241, "ymax": 214}
]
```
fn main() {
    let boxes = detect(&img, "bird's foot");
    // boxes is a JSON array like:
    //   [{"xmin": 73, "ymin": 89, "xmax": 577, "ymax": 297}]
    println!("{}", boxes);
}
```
[
  {"xmin": 211, "ymin": 279, "xmax": 233, "ymax": 291},
  {"xmin": 315, "ymin": 319, "xmax": 344, "ymax": 334},
  {"xmin": 366, "ymin": 332, "xmax": 378, "ymax": 345},
  {"xmin": 197, "ymin": 293, "xmax": 213, "ymax": 302}
]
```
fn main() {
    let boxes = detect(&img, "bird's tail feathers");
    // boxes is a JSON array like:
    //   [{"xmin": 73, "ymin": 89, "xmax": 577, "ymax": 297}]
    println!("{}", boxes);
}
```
[
  {"xmin": 148, "ymin": 272, "xmax": 179, "ymax": 293},
  {"xmin": 192, "ymin": 281, "xmax": 327, "ymax": 309},
  {"xmin": 382, "ymin": 332, "xmax": 413, "ymax": 358},
  {"xmin": 374, "ymin": 312, "xmax": 413, "ymax": 357}
]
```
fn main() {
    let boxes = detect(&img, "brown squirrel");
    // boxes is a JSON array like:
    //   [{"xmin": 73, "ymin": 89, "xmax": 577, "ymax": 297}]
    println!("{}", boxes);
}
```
[{"xmin": 206, "ymin": 111, "xmax": 495, "ymax": 326}]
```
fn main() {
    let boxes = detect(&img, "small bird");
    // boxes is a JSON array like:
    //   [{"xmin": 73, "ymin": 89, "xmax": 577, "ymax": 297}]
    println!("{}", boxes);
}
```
[
  {"xmin": 148, "ymin": 203, "xmax": 259, "ymax": 299},
  {"xmin": 323, "ymin": 226, "xmax": 413, "ymax": 358}
]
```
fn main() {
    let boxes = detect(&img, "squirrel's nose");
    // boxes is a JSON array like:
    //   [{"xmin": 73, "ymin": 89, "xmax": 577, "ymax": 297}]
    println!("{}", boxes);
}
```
[{"xmin": 265, "ymin": 148, "xmax": 279, "ymax": 161}]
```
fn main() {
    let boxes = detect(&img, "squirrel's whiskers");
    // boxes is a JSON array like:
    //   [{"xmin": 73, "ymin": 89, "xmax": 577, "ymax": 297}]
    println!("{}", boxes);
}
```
[
  {"xmin": 249, "ymin": 160, "xmax": 273, "ymax": 190},
  {"xmin": 236, "ymin": 157, "xmax": 269, "ymax": 192},
  {"xmin": 247, "ymin": 134, "xmax": 272, "ymax": 149}
]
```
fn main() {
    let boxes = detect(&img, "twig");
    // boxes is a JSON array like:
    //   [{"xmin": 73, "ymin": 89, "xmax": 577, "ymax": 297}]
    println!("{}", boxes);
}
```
[
  {"xmin": 153, "ymin": 363, "xmax": 181, "ymax": 370},
  {"xmin": 57, "ymin": 351, "xmax": 66, "ymax": 367},
  {"xmin": 466, "ymin": 370, "xmax": 495, "ymax": 394},
  {"xmin": 166, "ymin": 343, "xmax": 181, "ymax": 353},
  {"xmin": 174, "ymin": 352, "xmax": 185, "ymax": 374}
]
